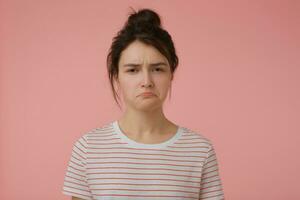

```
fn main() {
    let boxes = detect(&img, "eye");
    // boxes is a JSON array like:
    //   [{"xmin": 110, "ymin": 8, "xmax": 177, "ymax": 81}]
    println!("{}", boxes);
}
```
[
  {"xmin": 154, "ymin": 67, "xmax": 164, "ymax": 72},
  {"xmin": 127, "ymin": 68, "xmax": 138, "ymax": 73}
]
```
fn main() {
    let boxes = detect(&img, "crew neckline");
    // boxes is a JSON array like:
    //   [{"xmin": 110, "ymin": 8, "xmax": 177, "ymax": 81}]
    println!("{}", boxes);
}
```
[{"xmin": 112, "ymin": 120, "xmax": 183, "ymax": 148}]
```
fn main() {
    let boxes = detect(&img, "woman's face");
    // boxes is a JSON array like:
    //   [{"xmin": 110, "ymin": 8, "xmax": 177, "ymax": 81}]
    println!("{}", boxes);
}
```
[{"xmin": 117, "ymin": 40, "xmax": 173, "ymax": 112}]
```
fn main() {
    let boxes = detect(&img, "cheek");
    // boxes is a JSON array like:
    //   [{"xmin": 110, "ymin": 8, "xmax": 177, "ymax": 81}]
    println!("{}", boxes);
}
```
[
  {"xmin": 119, "ymin": 79, "xmax": 137, "ymax": 96},
  {"xmin": 157, "ymin": 77, "xmax": 171, "ymax": 89}
]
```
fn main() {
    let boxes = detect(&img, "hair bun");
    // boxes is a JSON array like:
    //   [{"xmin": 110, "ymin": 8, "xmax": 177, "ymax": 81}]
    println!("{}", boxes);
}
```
[{"xmin": 126, "ymin": 8, "xmax": 161, "ymax": 30}]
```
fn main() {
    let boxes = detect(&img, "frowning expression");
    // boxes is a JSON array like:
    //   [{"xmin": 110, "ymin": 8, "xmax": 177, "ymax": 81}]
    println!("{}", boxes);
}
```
[{"xmin": 117, "ymin": 40, "xmax": 173, "ymax": 111}]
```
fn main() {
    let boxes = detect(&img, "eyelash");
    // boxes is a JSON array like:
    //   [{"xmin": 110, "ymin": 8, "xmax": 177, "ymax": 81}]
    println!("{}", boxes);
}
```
[{"xmin": 127, "ymin": 68, "xmax": 164, "ymax": 73}]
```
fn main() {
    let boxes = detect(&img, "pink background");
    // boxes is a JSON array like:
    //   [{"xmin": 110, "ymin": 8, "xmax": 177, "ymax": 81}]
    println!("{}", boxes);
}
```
[{"xmin": 1, "ymin": 0, "xmax": 299, "ymax": 199}]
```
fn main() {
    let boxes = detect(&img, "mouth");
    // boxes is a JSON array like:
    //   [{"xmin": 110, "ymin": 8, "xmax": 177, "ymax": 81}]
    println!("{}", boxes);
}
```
[{"xmin": 139, "ymin": 92, "xmax": 156, "ymax": 97}]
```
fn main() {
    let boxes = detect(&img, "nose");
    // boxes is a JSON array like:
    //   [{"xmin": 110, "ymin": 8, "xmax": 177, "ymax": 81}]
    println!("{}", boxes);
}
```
[{"xmin": 141, "ymin": 70, "xmax": 154, "ymax": 88}]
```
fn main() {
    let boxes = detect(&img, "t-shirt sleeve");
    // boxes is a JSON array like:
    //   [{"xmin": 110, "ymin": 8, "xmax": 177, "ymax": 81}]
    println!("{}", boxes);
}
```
[
  {"xmin": 199, "ymin": 142, "xmax": 225, "ymax": 200},
  {"xmin": 62, "ymin": 135, "xmax": 93, "ymax": 200}
]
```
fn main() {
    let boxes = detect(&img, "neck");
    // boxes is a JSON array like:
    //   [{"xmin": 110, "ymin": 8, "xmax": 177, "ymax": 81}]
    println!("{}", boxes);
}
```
[{"xmin": 118, "ymin": 106, "xmax": 173, "ymax": 137}]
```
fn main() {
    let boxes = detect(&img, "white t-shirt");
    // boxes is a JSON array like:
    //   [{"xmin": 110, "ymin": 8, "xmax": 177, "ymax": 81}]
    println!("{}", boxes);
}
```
[{"xmin": 62, "ymin": 120, "xmax": 225, "ymax": 200}]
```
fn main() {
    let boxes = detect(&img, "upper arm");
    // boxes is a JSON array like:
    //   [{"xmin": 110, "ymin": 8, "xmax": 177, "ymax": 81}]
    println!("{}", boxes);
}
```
[
  {"xmin": 62, "ymin": 136, "xmax": 93, "ymax": 200},
  {"xmin": 199, "ymin": 143, "xmax": 225, "ymax": 199}
]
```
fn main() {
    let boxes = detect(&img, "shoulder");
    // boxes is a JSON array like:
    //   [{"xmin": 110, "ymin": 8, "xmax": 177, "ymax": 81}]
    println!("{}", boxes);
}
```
[
  {"xmin": 179, "ymin": 125, "xmax": 214, "ymax": 149},
  {"xmin": 74, "ymin": 120, "xmax": 114, "ymax": 146}
]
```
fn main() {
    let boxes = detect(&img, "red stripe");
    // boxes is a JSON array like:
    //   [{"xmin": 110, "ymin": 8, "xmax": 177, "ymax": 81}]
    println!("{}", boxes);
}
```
[
  {"xmin": 200, "ymin": 189, "xmax": 224, "ymax": 196},
  {"xmin": 93, "ymin": 187, "xmax": 198, "ymax": 194},
  {"xmin": 94, "ymin": 193, "xmax": 198, "ymax": 199},
  {"xmin": 86, "ymin": 166, "xmax": 202, "ymax": 173},
  {"xmin": 85, "ymin": 156, "xmax": 203, "ymax": 163},
  {"xmin": 87, "ymin": 142, "xmax": 129, "ymax": 145},
  {"xmin": 66, "ymin": 170, "xmax": 85, "ymax": 178},
  {"xmin": 86, "ymin": 171, "xmax": 201, "ymax": 179},
  {"xmin": 90, "ymin": 182, "xmax": 201, "ymax": 189},
  {"xmin": 62, "ymin": 189, "xmax": 92, "ymax": 198},
  {"xmin": 82, "ymin": 136, "xmax": 88, "ymax": 144},
  {"xmin": 87, "ymin": 151, "xmax": 206, "ymax": 158},
  {"xmin": 202, "ymin": 175, "xmax": 221, "ymax": 181},
  {"xmin": 70, "ymin": 159, "xmax": 84, "ymax": 168},
  {"xmin": 86, "ymin": 137, "xmax": 120, "ymax": 141},
  {"xmin": 69, "ymin": 164, "xmax": 84, "ymax": 173},
  {"xmin": 73, "ymin": 146, "xmax": 85, "ymax": 159},
  {"xmin": 174, "ymin": 141, "xmax": 210, "ymax": 144},
  {"xmin": 87, "ymin": 177, "xmax": 201, "ymax": 184},
  {"xmin": 78, "ymin": 139, "xmax": 87, "ymax": 149},
  {"xmin": 87, "ymin": 147, "xmax": 208, "ymax": 153},
  {"xmin": 64, "ymin": 179, "xmax": 89, "ymax": 188},
  {"xmin": 63, "ymin": 184, "xmax": 90, "ymax": 192},
  {"xmin": 86, "ymin": 161, "xmax": 203, "ymax": 168},
  {"xmin": 201, "ymin": 183, "xmax": 223, "ymax": 190}
]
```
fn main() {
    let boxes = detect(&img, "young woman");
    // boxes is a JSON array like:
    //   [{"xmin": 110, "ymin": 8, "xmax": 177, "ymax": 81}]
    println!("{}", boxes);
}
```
[{"xmin": 63, "ymin": 8, "xmax": 225, "ymax": 200}]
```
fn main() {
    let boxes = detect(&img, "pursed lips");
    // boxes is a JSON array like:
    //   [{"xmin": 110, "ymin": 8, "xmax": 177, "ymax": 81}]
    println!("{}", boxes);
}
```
[{"xmin": 138, "ymin": 92, "xmax": 156, "ymax": 97}]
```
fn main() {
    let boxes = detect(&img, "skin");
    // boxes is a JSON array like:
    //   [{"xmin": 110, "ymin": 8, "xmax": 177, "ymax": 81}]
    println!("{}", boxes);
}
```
[{"xmin": 115, "ymin": 40, "xmax": 179, "ymax": 143}]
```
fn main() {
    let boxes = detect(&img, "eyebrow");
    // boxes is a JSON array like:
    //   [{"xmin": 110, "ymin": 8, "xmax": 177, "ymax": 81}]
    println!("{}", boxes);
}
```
[{"xmin": 123, "ymin": 62, "xmax": 168, "ymax": 67}]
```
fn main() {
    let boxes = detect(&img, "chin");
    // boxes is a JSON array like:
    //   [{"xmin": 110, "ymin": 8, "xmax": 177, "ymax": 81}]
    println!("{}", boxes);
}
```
[{"xmin": 135, "ymin": 102, "xmax": 162, "ymax": 112}]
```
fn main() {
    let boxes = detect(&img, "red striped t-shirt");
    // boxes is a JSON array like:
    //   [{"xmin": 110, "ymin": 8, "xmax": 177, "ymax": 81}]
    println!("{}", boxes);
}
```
[{"xmin": 62, "ymin": 120, "xmax": 225, "ymax": 200}]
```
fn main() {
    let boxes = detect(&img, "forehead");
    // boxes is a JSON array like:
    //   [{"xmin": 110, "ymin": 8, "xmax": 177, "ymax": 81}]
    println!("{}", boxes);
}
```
[{"xmin": 119, "ymin": 40, "xmax": 167, "ymax": 64}]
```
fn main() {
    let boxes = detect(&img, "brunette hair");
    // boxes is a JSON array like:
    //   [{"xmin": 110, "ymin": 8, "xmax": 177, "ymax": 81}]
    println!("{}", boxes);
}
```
[{"xmin": 106, "ymin": 7, "xmax": 179, "ymax": 109}]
